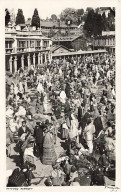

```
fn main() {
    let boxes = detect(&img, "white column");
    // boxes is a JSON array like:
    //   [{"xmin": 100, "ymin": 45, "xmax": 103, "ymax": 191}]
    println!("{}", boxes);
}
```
[
  {"xmin": 9, "ymin": 56, "xmax": 13, "ymax": 73},
  {"xmin": 21, "ymin": 55, "xmax": 24, "ymax": 70},
  {"xmin": 33, "ymin": 53, "xmax": 36, "ymax": 67},
  {"xmin": 14, "ymin": 56, "xmax": 17, "ymax": 73},
  {"xmin": 27, "ymin": 54, "xmax": 30, "ymax": 70},
  {"xmin": 41, "ymin": 53, "xmax": 43, "ymax": 64},
  {"xmin": 77, "ymin": 56, "xmax": 80, "ymax": 63},
  {"xmin": 49, "ymin": 52, "xmax": 52, "ymax": 63},
  {"xmin": 41, "ymin": 40, "xmax": 43, "ymax": 49},
  {"xmin": 45, "ymin": 53, "xmax": 47, "ymax": 63},
  {"xmin": 38, "ymin": 52, "xmax": 41, "ymax": 65}
]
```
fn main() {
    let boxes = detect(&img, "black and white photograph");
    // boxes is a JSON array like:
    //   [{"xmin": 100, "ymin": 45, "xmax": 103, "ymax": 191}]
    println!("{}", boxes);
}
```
[{"xmin": 4, "ymin": 0, "xmax": 117, "ymax": 189}]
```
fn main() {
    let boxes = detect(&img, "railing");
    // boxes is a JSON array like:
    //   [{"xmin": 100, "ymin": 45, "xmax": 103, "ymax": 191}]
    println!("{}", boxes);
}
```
[
  {"xmin": 35, "ymin": 46, "xmax": 42, "ymax": 51},
  {"xmin": 5, "ymin": 46, "xmax": 50, "ymax": 54},
  {"xmin": 5, "ymin": 48, "xmax": 13, "ymax": 53}
]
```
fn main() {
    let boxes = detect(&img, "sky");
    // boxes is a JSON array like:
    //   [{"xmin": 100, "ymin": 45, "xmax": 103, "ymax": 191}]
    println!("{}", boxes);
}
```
[{"xmin": 4, "ymin": 0, "xmax": 88, "ymax": 20}]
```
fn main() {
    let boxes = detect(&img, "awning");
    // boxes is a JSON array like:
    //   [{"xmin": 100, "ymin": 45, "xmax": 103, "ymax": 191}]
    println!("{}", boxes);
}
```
[{"xmin": 52, "ymin": 49, "xmax": 107, "ymax": 57}]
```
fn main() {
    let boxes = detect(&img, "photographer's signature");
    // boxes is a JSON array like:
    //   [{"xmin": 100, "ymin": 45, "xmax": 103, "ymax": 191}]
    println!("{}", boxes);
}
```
[{"xmin": 105, "ymin": 185, "xmax": 120, "ymax": 192}]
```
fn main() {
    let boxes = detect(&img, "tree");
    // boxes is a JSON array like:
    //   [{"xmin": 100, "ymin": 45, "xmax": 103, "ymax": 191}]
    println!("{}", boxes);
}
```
[
  {"xmin": 51, "ymin": 14, "xmax": 57, "ymax": 21},
  {"xmin": 77, "ymin": 9, "xmax": 84, "ymax": 16},
  {"xmin": 5, "ymin": 9, "xmax": 10, "ymax": 26},
  {"xmin": 107, "ymin": 11, "xmax": 115, "ymax": 31},
  {"xmin": 93, "ymin": 13, "xmax": 102, "ymax": 36},
  {"xmin": 101, "ymin": 12, "xmax": 108, "ymax": 31},
  {"xmin": 31, "ymin": 8, "xmax": 40, "ymax": 29},
  {"xmin": 84, "ymin": 9, "xmax": 95, "ymax": 37},
  {"xmin": 95, "ymin": 8, "xmax": 100, "ymax": 13},
  {"xmin": 60, "ymin": 8, "xmax": 78, "ymax": 25},
  {"xmin": 86, "ymin": 7, "xmax": 93, "ymax": 12},
  {"xmin": 76, "ymin": 9, "xmax": 84, "ymax": 24},
  {"xmin": 16, "ymin": 9, "xmax": 25, "ymax": 25},
  {"xmin": 84, "ymin": 10, "xmax": 103, "ymax": 37}
]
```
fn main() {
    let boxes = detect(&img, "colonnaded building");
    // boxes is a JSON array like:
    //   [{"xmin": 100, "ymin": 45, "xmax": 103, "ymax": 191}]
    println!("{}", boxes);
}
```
[
  {"xmin": 5, "ymin": 22, "xmax": 52, "ymax": 74},
  {"xmin": 5, "ymin": 22, "xmax": 115, "ymax": 74}
]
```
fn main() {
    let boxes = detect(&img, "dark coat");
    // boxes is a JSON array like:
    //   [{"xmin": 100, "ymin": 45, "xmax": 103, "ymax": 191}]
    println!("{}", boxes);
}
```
[
  {"xmin": 78, "ymin": 106, "xmax": 83, "ymax": 122},
  {"xmin": 18, "ymin": 126, "xmax": 30, "ymax": 138},
  {"xmin": 34, "ymin": 126, "xmax": 44, "ymax": 144},
  {"xmin": 65, "ymin": 83, "xmax": 71, "ymax": 98},
  {"xmin": 93, "ymin": 117, "xmax": 103, "ymax": 137}
]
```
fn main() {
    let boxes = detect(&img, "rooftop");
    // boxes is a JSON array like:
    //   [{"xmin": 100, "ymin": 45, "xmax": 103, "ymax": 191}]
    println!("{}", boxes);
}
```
[
  {"xmin": 50, "ymin": 44, "xmax": 71, "ymax": 52},
  {"xmin": 52, "ymin": 34, "xmax": 86, "ymax": 42},
  {"xmin": 40, "ymin": 20, "xmax": 78, "ymax": 28}
]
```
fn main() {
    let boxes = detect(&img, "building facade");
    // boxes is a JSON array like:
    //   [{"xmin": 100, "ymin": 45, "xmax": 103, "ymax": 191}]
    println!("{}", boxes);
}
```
[
  {"xmin": 52, "ymin": 35, "xmax": 90, "ymax": 51},
  {"xmin": 93, "ymin": 31, "xmax": 115, "ymax": 53},
  {"xmin": 40, "ymin": 20, "xmax": 82, "ymax": 36},
  {"xmin": 5, "ymin": 23, "xmax": 52, "ymax": 73}
]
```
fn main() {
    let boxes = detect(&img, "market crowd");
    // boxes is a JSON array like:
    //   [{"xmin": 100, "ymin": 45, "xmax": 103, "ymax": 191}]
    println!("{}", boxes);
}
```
[{"xmin": 6, "ymin": 52, "xmax": 115, "ymax": 186}]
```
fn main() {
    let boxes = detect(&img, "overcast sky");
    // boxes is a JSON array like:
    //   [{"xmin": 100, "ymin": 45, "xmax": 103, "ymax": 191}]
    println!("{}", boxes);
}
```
[{"xmin": 4, "ymin": 0, "xmax": 88, "ymax": 20}]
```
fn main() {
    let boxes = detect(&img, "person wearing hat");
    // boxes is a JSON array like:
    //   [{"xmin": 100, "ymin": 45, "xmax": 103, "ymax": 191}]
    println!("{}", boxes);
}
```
[
  {"xmin": 34, "ymin": 122, "xmax": 44, "ymax": 159},
  {"xmin": 18, "ymin": 121, "xmax": 31, "ymax": 165}
]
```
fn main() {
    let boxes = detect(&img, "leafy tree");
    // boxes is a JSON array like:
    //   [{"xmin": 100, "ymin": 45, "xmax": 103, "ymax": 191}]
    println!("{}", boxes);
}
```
[
  {"xmin": 95, "ymin": 8, "xmax": 100, "ymax": 13},
  {"xmin": 5, "ymin": 9, "xmax": 10, "ymax": 26},
  {"xmin": 51, "ymin": 14, "xmax": 57, "ymax": 21},
  {"xmin": 76, "ymin": 9, "xmax": 84, "ymax": 24},
  {"xmin": 86, "ymin": 7, "xmax": 93, "ymax": 12},
  {"xmin": 31, "ymin": 8, "xmax": 40, "ymax": 29},
  {"xmin": 77, "ymin": 9, "xmax": 84, "ymax": 16},
  {"xmin": 60, "ymin": 8, "xmax": 78, "ymax": 24},
  {"xmin": 16, "ymin": 9, "xmax": 25, "ymax": 25}
]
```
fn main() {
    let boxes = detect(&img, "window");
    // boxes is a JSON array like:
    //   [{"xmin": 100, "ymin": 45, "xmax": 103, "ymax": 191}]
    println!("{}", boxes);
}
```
[
  {"xmin": 26, "ymin": 41, "xmax": 29, "ymax": 48},
  {"xmin": 30, "ymin": 40, "xmax": 34, "ymax": 48},
  {"xmin": 37, "ymin": 41, "xmax": 40, "ymax": 47},
  {"xmin": 5, "ymin": 41, "xmax": 8, "ymax": 48},
  {"xmin": 9, "ymin": 42, "xmax": 12, "ymax": 48}
]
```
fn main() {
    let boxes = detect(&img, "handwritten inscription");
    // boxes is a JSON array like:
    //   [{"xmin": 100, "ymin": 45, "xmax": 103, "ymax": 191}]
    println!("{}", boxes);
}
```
[{"xmin": 105, "ymin": 185, "xmax": 120, "ymax": 192}]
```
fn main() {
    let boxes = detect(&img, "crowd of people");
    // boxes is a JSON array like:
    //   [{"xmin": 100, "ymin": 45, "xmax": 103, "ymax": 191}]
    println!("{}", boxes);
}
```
[{"xmin": 6, "ymin": 52, "xmax": 115, "ymax": 186}]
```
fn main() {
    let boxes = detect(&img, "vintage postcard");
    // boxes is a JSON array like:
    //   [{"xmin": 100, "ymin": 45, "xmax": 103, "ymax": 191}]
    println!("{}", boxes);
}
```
[{"xmin": 0, "ymin": 0, "xmax": 121, "ymax": 192}]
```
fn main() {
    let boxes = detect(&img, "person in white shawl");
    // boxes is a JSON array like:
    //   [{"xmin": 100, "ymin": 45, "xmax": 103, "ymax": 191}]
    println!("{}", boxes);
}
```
[
  {"xmin": 19, "ymin": 81, "xmax": 24, "ymax": 93},
  {"xmin": 59, "ymin": 68, "xmax": 63, "ymax": 76},
  {"xmin": 6, "ymin": 106, "xmax": 14, "ymax": 118},
  {"xmin": 37, "ymin": 80, "xmax": 44, "ymax": 94},
  {"xmin": 59, "ymin": 91, "xmax": 67, "ymax": 104},
  {"xmin": 15, "ymin": 106, "xmax": 26, "ymax": 117},
  {"xmin": 69, "ymin": 114, "xmax": 79, "ymax": 143},
  {"xmin": 14, "ymin": 84, "xmax": 19, "ymax": 95}
]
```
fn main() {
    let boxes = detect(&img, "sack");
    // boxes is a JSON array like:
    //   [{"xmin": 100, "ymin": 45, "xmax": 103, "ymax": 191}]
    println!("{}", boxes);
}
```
[{"xmin": 7, "ymin": 168, "xmax": 27, "ymax": 187}]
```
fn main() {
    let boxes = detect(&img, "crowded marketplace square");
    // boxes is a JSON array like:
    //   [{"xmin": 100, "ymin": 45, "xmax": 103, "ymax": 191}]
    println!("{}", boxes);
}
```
[{"xmin": 5, "ymin": 6, "xmax": 115, "ymax": 187}]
